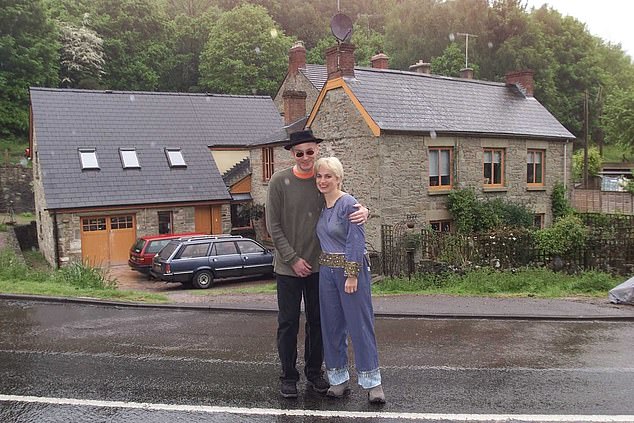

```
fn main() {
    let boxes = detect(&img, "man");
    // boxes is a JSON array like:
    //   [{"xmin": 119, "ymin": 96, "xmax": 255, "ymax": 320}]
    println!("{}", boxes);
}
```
[{"xmin": 266, "ymin": 129, "xmax": 368, "ymax": 398}]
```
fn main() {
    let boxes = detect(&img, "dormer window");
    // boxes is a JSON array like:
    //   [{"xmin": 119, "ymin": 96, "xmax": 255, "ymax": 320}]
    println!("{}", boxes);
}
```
[
  {"xmin": 79, "ymin": 148, "xmax": 99, "ymax": 170},
  {"xmin": 120, "ymin": 148, "xmax": 140, "ymax": 168},
  {"xmin": 165, "ymin": 148, "xmax": 186, "ymax": 167}
]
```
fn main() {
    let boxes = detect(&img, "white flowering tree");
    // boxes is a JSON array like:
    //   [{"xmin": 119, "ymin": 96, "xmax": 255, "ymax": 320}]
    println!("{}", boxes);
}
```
[{"xmin": 59, "ymin": 15, "xmax": 105, "ymax": 88}]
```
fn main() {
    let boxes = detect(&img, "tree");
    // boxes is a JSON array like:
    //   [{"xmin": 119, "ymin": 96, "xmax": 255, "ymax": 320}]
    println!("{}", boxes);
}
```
[
  {"xmin": 198, "ymin": 4, "xmax": 293, "ymax": 96},
  {"xmin": 91, "ymin": 0, "xmax": 175, "ymax": 91},
  {"xmin": 59, "ymin": 18, "xmax": 106, "ymax": 88},
  {"xmin": 431, "ymin": 42, "xmax": 478, "ymax": 77},
  {"xmin": 601, "ymin": 88, "xmax": 634, "ymax": 155},
  {"xmin": 0, "ymin": 0, "xmax": 59, "ymax": 139}
]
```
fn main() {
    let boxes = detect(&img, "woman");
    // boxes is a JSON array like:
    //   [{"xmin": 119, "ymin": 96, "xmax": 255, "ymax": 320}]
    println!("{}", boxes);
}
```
[{"xmin": 314, "ymin": 156, "xmax": 385, "ymax": 404}]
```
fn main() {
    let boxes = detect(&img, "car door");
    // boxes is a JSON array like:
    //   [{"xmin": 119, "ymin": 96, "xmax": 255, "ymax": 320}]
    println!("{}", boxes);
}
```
[
  {"xmin": 172, "ymin": 241, "xmax": 212, "ymax": 277},
  {"xmin": 236, "ymin": 239, "xmax": 273, "ymax": 276},
  {"xmin": 210, "ymin": 241, "xmax": 242, "ymax": 277}
]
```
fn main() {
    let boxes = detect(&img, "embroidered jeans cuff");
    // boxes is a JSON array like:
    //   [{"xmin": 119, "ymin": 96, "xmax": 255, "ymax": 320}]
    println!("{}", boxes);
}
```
[
  {"xmin": 326, "ymin": 367, "xmax": 350, "ymax": 386},
  {"xmin": 357, "ymin": 368, "xmax": 382, "ymax": 389}
]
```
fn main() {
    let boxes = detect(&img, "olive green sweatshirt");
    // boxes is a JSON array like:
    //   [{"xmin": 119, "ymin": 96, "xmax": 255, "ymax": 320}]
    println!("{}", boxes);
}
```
[{"xmin": 265, "ymin": 167, "xmax": 324, "ymax": 277}]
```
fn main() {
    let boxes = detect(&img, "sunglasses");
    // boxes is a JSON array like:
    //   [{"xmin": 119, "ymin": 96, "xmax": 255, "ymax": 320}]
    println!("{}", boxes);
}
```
[{"xmin": 293, "ymin": 149, "xmax": 315, "ymax": 158}]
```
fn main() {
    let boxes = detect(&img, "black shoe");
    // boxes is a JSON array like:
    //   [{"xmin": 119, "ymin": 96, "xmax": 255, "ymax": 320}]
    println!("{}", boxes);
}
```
[
  {"xmin": 280, "ymin": 380, "xmax": 298, "ymax": 398},
  {"xmin": 306, "ymin": 376, "xmax": 330, "ymax": 394}
]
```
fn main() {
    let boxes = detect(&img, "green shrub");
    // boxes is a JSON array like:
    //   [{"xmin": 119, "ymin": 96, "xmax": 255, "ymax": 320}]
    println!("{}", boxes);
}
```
[
  {"xmin": 535, "ymin": 215, "xmax": 588, "ymax": 256},
  {"xmin": 551, "ymin": 182, "xmax": 572, "ymax": 221},
  {"xmin": 51, "ymin": 262, "xmax": 117, "ymax": 289},
  {"xmin": 572, "ymin": 147, "xmax": 602, "ymax": 182}
]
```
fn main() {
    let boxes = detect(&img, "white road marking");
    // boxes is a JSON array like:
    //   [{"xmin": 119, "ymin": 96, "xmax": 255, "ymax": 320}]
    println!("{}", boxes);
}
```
[{"xmin": 1, "ymin": 394, "xmax": 633, "ymax": 422}]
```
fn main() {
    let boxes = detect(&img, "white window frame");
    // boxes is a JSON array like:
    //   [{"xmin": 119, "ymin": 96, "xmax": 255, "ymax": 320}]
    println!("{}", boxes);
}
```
[
  {"xmin": 120, "ymin": 148, "xmax": 140, "ymax": 168},
  {"xmin": 79, "ymin": 148, "xmax": 99, "ymax": 170},
  {"xmin": 165, "ymin": 148, "xmax": 186, "ymax": 167}
]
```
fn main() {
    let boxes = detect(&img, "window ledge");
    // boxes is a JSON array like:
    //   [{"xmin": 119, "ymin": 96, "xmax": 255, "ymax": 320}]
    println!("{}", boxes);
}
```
[
  {"xmin": 482, "ymin": 186, "xmax": 508, "ymax": 193},
  {"xmin": 527, "ymin": 185, "xmax": 546, "ymax": 191},
  {"xmin": 428, "ymin": 188, "xmax": 452, "ymax": 196}
]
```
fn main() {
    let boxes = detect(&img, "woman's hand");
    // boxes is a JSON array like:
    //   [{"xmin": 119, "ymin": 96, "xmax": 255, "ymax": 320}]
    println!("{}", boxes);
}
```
[{"xmin": 344, "ymin": 276, "xmax": 358, "ymax": 294}]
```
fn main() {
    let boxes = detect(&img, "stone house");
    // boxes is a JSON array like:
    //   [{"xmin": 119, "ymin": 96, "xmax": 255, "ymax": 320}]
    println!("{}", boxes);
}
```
[
  {"xmin": 250, "ymin": 43, "xmax": 575, "ymax": 251},
  {"xmin": 29, "ymin": 88, "xmax": 283, "ymax": 267}
]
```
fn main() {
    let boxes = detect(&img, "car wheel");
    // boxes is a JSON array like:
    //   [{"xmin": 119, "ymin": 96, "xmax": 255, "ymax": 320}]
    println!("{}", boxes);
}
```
[{"xmin": 192, "ymin": 270, "xmax": 213, "ymax": 289}]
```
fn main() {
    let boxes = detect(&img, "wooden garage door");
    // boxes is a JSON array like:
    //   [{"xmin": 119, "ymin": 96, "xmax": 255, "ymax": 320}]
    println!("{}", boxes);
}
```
[
  {"xmin": 194, "ymin": 205, "xmax": 222, "ymax": 234},
  {"xmin": 81, "ymin": 215, "xmax": 136, "ymax": 267}
]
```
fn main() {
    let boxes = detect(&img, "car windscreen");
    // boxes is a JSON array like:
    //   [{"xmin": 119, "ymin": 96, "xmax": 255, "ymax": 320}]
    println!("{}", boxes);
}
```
[
  {"xmin": 131, "ymin": 238, "xmax": 146, "ymax": 253},
  {"xmin": 146, "ymin": 239, "xmax": 171, "ymax": 254},
  {"xmin": 158, "ymin": 242, "xmax": 179, "ymax": 259}
]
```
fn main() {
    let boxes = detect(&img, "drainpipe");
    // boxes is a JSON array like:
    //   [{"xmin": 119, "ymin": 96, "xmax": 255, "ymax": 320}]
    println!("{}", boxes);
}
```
[
  {"xmin": 563, "ymin": 139, "xmax": 569, "ymax": 190},
  {"xmin": 52, "ymin": 211, "xmax": 60, "ymax": 269}
]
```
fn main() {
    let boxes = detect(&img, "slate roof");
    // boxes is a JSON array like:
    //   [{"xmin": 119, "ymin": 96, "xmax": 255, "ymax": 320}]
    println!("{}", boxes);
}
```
[
  {"xmin": 30, "ymin": 88, "xmax": 282, "ymax": 210},
  {"xmin": 302, "ymin": 65, "xmax": 574, "ymax": 140}
]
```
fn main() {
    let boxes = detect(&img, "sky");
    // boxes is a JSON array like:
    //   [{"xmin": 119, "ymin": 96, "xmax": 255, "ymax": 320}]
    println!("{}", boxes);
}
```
[{"xmin": 523, "ymin": 0, "xmax": 633, "ymax": 59}]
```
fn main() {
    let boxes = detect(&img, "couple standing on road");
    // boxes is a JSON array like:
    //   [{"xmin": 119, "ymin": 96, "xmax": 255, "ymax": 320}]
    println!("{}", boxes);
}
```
[{"xmin": 266, "ymin": 129, "xmax": 386, "ymax": 404}]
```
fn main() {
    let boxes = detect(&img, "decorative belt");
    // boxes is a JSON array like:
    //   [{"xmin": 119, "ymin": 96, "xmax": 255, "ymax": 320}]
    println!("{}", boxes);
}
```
[{"xmin": 319, "ymin": 252, "xmax": 360, "ymax": 277}]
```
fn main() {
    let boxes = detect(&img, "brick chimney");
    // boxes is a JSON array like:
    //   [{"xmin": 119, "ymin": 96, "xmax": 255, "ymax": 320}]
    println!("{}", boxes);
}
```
[
  {"xmin": 288, "ymin": 41, "xmax": 306, "ymax": 76},
  {"xmin": 409, "ymin": 59, "xmax": 431, "ymax": 74},
  {"xmin": 325, "ymin": 43, "xmax": 356, "ymax": 80},
  {"xmin": 505, "ymin": 70, "xmax": 534, "ymax": 97},
  {"xmin": 282, "ymin": 90, "xmax": 307, "ymax": 125},
  {"xmin": 460, "ymin": 67, "xmax": 474, "ymax": 79},
  {"xmin": 370, "ymin": 52, "xmax": 389, "ymax": 69}
]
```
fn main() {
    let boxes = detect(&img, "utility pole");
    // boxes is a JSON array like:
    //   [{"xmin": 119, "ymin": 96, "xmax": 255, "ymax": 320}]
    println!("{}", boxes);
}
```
[
  {"xmin": 583, "ymin": 89, "xmax": 589, "ymax": 189},
  {"xmin": 456, "ymin": 32, "xmax": 478, "ymax": 68}
]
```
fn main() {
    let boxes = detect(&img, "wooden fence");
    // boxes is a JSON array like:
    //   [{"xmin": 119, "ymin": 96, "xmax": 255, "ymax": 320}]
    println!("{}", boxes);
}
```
[{"xmin": 572, "ymin": 189, "xmax": 634, "ymax": 215}]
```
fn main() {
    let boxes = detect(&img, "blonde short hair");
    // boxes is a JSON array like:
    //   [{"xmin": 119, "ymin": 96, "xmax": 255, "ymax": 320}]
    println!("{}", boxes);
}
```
[{"xmin": 315, "ymin": 156, "xmax": 344, "ymax": 188}]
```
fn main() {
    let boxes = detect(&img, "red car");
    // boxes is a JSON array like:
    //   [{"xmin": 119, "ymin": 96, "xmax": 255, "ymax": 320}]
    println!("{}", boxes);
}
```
[{"xmin": 128, "ymin": 233, "xmax": 204, "ymax": 274}]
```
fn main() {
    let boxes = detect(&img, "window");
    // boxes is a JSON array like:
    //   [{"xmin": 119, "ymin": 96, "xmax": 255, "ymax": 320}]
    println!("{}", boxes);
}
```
[
  {"xmin": 430, "ymin": 220, "xmax": 451, "ymax": 232},
  {"xmin": 158, "ymin": 211, "xmax": 173, "ymax": 234},
  {"xmin": 231, "ymin": 203, "xmax": 251, "ymax": 228},
  {"xmin": 429, "ymin": 147, "xmax": 453, "ymax": 189},
  {"xmin": 79, "ymin": 148, "xmax": 99, "ymax": 170},
  {"xmin": 165, "ymin": 148, "xmax": 186, "ymax": 167},
  {"xmin": 262, "ymin": 147, "xmax": 274, "ymax": 181},
  {"xmin": 212, "ymin": 242, "xmax": 238, "ymax": 255},
  {"xmin": 483, "ymin": 148, "xmax": 504, "ymax": 186},
  {"xmin": 110, "ymin": 215, "xmax": 133, "ymax": 229},
  {"xmin": 120, "ymin": 149, "xmax": 140, "ymax": 168},
  {"xmin": 527, "ymin": 150, "xmax": 544, "ymax": 185},
  {"xmin": 533, "ymin": 214, "xmax": 545, "ymax": 229},
  {"xmin": 237, "ymin": 240, "xmax": 264, "ymax": 254},
  {"xmin": 179, "ymin": 243, "xmax": 210, "ymax": 258},
  {"xmin": 82, "ymin": 217, "xmax": 106, "ymax": 231}
]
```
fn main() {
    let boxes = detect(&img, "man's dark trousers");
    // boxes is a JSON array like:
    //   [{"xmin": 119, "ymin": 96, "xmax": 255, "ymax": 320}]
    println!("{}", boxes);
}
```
[{"xmin": 276, "ymin": 273, "xmax": 324, "ymax": 382}]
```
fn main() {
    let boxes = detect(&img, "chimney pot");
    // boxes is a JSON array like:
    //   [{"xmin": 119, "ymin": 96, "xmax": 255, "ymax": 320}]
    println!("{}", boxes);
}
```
[
  {"xmin": 409, "ymin": 59, "xmax": 431, "ymax": 74},
  {"xmin": 325, "ymin": 43, "xmax": 356, "ymax": 80},
  {"xmin": 282, "ymin": 90, "xmax": 307, "ymax": 125},
  {"xmin": 288, "ymin": 41, "xmax": 306, "ymax": 76},
  {"xmin": 370, "ymin": 52, "xmax": 389, "ymax": 69},
  {"xmin": 459, "ymin": 67, "xmax": 474, "ymax": 79},
  {"xmin": 505, "ymin": 69, "xmax": 534, "ymax": 97}
]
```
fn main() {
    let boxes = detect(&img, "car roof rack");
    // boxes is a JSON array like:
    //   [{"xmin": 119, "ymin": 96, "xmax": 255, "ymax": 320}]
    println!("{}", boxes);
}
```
[{"xmin": 177, "ymin": 234, "xmax": 243, "ymax": 241}]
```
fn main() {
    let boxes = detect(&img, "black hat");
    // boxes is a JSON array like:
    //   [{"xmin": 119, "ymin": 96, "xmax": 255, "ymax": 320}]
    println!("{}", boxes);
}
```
[{"xmin": 284, "ymin": 129, "xmax": 323, "ymax": 150}]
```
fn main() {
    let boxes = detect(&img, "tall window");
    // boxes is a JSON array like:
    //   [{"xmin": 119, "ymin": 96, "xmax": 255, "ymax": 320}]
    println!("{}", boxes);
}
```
[
  {"xmin": 158, "ymin": 211, "xmax": 173, "ymax": 234},
  {"xmin": 527, "ymin": 150, "xmax": 544, "ymax": 185},
  {"xmin": 262, "ymin": 147, "xmax": 274, "ymax": 181},
  {"xmin": 428, "ymin": 147, "xmax": 453, "ymax": 189},
  {"xmin": 483, "ymin": 148, "xmax": 504, "ymax": 186}
]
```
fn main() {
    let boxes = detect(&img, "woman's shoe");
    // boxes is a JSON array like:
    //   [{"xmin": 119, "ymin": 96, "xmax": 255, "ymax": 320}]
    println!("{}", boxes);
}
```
[
  {"xmin": 326, "ymin": 381, "xmax": 350, "ymax": 398},
  {"xmin": 367, "ymin": 385, "xmax": 386, "ymax": 404}
]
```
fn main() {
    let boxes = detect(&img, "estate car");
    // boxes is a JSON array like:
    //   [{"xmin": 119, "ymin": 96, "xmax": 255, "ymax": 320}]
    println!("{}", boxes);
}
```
[
  {"xmin": 150, "ymin": 235, "xmax": 274, "ymax": 289},
  {"xmin": 128, "ymin": 232, "xmax": 203, "ymax": 274}
]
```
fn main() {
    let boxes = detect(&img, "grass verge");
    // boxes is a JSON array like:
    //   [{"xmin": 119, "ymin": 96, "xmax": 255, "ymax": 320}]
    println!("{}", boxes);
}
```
[
  {"xmin": 0, "ymin": 249, "xmax": 169, "ymax": 303},
  {"xmin": 372, "ymin": 267, "xmax": 620, "ymax": 298}
]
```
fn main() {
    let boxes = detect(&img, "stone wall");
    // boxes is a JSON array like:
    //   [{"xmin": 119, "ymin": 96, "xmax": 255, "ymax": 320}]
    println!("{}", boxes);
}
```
[
  {"xmin": 0, "ymin": 165, "xmax": 34, "ymax": 213},
  {"xmin": 273, "ymin": 72, "xmax": 319, "ymax": 115}
]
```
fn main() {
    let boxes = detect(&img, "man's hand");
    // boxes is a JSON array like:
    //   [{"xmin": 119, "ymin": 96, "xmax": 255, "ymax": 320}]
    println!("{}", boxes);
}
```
[
  {"xmin": 344, "ymin": 276, "xmax": 358, "ymax": 294},
  {"xmin": 349, "ymin": 204, "xmax": 369, "ymax": 225},
  {"xmin": 291, "ymin": 258, "xmax": 312, "ymax": 278}
]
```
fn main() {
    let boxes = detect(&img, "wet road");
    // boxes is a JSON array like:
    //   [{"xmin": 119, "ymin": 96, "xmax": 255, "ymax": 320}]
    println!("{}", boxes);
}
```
[{"xmin": 1, "ymin": 299, "xmax": 633, "ymax": 422}]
